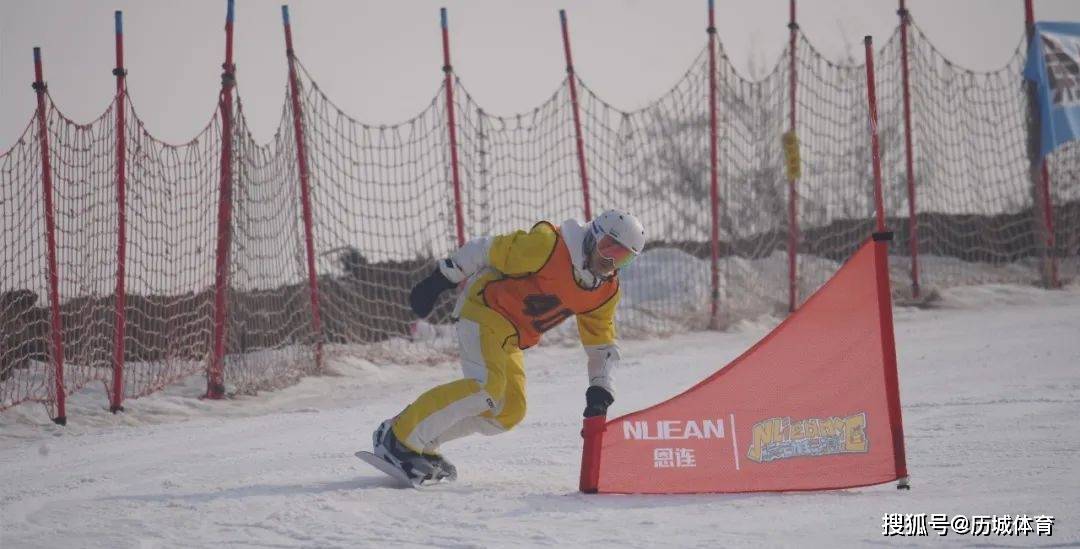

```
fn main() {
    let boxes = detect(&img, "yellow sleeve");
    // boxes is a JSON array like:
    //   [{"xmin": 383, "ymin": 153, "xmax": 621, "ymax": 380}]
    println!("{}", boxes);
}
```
[
  {"xmin": 487, "ymin": 223, "xmax": 558, "ymax": 276},
  {"xmin": 577, "ymin": 287, "xmax": 620, "ymax": 346}
]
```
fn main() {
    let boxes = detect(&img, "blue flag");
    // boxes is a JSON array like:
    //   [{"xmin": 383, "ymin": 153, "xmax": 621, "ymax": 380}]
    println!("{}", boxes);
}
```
[{"xmin": 1024, "ymin": 21, "xmax": 1080, "ymax": 159}]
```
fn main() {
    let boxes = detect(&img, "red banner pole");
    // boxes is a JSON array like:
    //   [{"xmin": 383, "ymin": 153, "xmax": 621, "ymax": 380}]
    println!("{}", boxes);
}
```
[
  {"xmin": 707, "ymin": 0, "xmax": 721, "ymax": 329},
  {"xmin": 897, "ymin": 1, "xmax": 920, "ymax": 299},
  {"xmin": 208, "ymin": 0, "xmax": 237, "ymax": 399},
  {"xmin": 786, "ymin": 0, "xmax": 799, "ymax": 312},
  {"xmin": 868, "ymin": 43, "xmax": 907, "ymax": 486},
  {"xmin": 867, "ymin": 36, "xmax": 906, "ymax": 485},
  {"xmin": 865, "ymin": 37, "xmax": 886, "ymax": 233},
  {"xmin": 560, "ymin": 10, "xmax": 593, "ymax": 222},
  {"xmin": 111, "ymin": 11, "xmax": 129, "ymax": 412},
  {"xmin": 282, "ymin": 6, "xmax": 325, "ymax": 371},
  {"xmin": 32, "ymin": 47, "xmax": 67, "ymax": 426},
  {"xmin": 578, "ymin": 414, "xmax": 606, "ymax": 493},
  {"xmin": 441, "ymin": 8, "xmax": 466, "ymax": 247}
]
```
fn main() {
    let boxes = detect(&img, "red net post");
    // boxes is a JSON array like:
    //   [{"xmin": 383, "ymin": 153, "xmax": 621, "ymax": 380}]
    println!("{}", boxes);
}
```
[
  {"xmin": 1040, "ymin": 163, "xmax": 1059, "ymax": 287},
  {"xmin": 208, "ymin": 0, "xmax": 237, "ymax": 399},
  {"xmin": 1030, "ymin": 1, "xmax": 1059, "ymax": 289},
  {"xmin": 1023, "ymin": 0, "xmax": 1058, "ymax": 288},
  {"xmin": 579, "ymin": 414, "xmax": 606, "ymax": 493},
  {"xmin": 786, "ymin": 0, "xmax": 800, "ymax": 312},
  {"xmin": 1025, "ymin": 0, "xmax": 1035, "ymax": 38},
  {"xmin": 865, "ymin": 36, "xmax": 886, "ymax": 233},
  {"xmin": 110, "ymin": 11, "xmax": 128, "ymax": 413},
  {"xmin": 707, "ymin": 0, "xmax": 722, "ymax": 329},
  {"xmin": 282, "ymin": 6, "xmax": 325, "ymax": 371},
  {"xmin": 560, "ymin": 10, "xmax": 593, "ymax": 221},
  {"xmin": 897, "ymin": 0, "xmax": 920, "ymax": 298},
  {"xmin": 441, "ymin": 8, "xmax": 466, "ymax": 247},
  {"xmin": 32, "ymin": 47, "xmax": 66, "ymax": 425}
]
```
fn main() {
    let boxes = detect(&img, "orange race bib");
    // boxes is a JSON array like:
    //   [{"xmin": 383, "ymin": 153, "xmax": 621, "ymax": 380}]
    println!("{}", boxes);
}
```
[{"xmin": 482, "ymin": 223, "xmax": 617, "ymax": 349}]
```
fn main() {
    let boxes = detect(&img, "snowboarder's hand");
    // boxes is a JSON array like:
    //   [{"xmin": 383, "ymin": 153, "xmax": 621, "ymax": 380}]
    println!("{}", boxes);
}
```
[
  {"xmin": 583, "ymin": 386, "xmax": 613, "ymax": 418},
  {"xmin": 409, "ymin": 264, "xmax": 457, "ymax": 318}
]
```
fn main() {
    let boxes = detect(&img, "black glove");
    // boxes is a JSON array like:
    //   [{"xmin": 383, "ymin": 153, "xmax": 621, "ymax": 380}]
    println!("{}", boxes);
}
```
[
  {"xmin": 583, "ymin": 386, "xmax": 614, "ymax": 418},
  {"xmin": 409, "ymin": 264, "xmax": 457, "ymax": 318}
]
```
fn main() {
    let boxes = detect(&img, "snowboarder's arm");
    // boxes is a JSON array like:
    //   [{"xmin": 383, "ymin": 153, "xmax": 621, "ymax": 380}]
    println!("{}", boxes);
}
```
[
  {"xmin": 577, "ymin": 288, "xmax": 620, "ymax": 398},
  {"xmin": 440, "ymin": 223, "xmax": 557, "ymax": 282},
  {"xmin": 411, "ymin": 224, "xmax": 557, "ymax": 317}
]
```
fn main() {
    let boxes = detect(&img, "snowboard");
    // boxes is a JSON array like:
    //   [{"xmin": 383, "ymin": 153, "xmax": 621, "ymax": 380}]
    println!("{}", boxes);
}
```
[{"xmin": 355, "ymin": 451, "xmax": 422, "ymax": 488}]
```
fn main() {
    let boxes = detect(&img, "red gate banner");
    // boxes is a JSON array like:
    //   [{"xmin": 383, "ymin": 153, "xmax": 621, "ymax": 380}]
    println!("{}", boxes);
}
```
[{"xmin": 589, "ymin": 236, "xmax": 907, "ymax": 494}]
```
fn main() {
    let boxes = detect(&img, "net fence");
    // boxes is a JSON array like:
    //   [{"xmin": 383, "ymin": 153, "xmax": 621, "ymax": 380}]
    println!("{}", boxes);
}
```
[{"xmin": 2, "ymin": 14, "xmax": 1077, "ymax": 418}]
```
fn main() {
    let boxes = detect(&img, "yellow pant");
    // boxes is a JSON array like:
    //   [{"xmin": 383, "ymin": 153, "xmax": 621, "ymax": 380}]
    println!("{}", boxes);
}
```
[{"xmin": 392, "ymin": 318, "xmax": 527, "ymax": 454}]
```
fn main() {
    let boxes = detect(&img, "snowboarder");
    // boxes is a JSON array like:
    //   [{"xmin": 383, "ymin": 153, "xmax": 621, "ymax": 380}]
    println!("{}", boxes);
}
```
[{"xmin": 371, "ymin": 209, "xmax": 646, "ymax": 483}]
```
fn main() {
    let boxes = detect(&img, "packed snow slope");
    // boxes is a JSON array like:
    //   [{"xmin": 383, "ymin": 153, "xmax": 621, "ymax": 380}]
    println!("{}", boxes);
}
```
[{"xmin": 2, "ymin": 283, "xmax": 1079, "ymax": 548}]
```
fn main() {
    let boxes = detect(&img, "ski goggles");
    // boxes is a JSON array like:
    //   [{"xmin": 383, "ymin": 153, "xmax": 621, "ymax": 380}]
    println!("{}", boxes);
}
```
[{"xmin": 595, "ymin": 234, "xmax": 638, "ymax": 270}]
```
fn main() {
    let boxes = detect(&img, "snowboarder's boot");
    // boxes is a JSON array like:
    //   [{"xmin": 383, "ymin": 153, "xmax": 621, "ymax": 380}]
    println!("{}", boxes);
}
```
[
  {"xmin": 423, "ymin": 452, "xmax": 458, "ymax": 482},
  {"xmin": 372, "ymin": 418, "xmax": 438, "ymax": 481}
]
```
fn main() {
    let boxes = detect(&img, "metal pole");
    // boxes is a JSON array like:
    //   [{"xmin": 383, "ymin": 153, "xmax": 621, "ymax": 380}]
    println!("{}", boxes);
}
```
[
  {"xmin": 560, "ymin": 10, "xmax": 593, "ymax": 221},
  {"xmin": 897, "ymin": 1, "xmax": 920, "ymax": 298},
  {"xmin": 707, "ymin": 0, "xmax": 721, "ymax": 329},
  {"xmin": 282, "ymin": 6, "xmax": 325, "ymax": 371},
  {"xmin": 865, "ymin": 36, "xmax": 886, "ymax": 233},
  {"xmin": 208, "ymin": 0, "xmax": 236, "ymax": 399},
  {"xmin": 111, "ymin": 11, "xmax": 128, "ymax": 412},
  {"xmin": 441, "ymin": 8, "xmax": 466, "ymax": 247},
  {"xmin": 32, "ymin": 47, "xmax": 67, "ymax": 425},
  {"xmin": 786, "ymin": 0, "xmax": 799, "ymax": 312}
]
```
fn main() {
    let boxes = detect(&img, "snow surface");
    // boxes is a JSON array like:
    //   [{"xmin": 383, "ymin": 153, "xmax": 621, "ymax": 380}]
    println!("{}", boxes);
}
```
[{"xmin": 2, "ymin": 283, "xmax": 1079, "ymax": 548}]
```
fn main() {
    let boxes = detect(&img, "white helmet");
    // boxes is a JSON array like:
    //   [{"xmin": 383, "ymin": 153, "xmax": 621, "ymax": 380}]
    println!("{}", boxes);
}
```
[{"xmin": 583, "ymin": 209, "xmax": 646, "ymax": 276}]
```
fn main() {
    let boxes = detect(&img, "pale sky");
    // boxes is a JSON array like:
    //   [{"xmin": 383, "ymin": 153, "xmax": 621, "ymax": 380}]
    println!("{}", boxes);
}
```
[{"xmin": 1, "ymin": 0, "xmax": 1078, "ymax": 151}]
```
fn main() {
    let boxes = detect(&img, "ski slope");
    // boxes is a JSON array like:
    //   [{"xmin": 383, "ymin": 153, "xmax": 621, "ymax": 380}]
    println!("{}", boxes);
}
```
[{"xmin": 2, "ymin": 283, "xmax": 1079, "ymax": 548}]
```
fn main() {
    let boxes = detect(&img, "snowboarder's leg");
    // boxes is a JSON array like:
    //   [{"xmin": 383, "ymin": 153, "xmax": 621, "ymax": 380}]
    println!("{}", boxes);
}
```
[
  {"xmin": 389, "ymin": 319, "xmax": 516, "ymax": 457},
  {"xmin": 494, "ymin": 354, "xmax": 526, "ymax": 430},
  {"xmin": 425, "ymin": 349, "xmax": 526, "ymax": 451}
]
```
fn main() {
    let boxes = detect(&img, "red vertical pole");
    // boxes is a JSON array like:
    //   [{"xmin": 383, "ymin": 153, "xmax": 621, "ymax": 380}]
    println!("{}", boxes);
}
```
[
  {"xmin": 578, "ymin": 414, "xmax": 606, "ymax": 493},
  {"xmin": 282, "ymin": 6, "xmax": 325, "ymax": 371},
  {"xmin": 866, "ymin": 36, "xmax": 886, "ymax": 233},
  {"xmin": 897, "ymin": 1, "xmax": 920, "ymax": 298},
  {"xmin": 867, "ymin": 34, "xmax": 906, "ymax": 486},
  {"xmin": 1024, "ymin": 0, "xmax": 1035, "ymax": 37},
  {"xmin": 786, "ymin": 0, "xmax": 799, "ymax": 312},
  {"xmin": 441, "ymin": 8, "xmax": 466, "ymax": 247},
  {"xmin": 1024, "ymin": 0, "xmax": 1059, "ymax": 288},
  {"xmin": 32, "ymin": 47, "xmax": 66, "ymax": 425},
  {"xmin": 208, "ymin": 0, "xmax": 237, "ymax": 399},
  {"xmin": 111, "ymin": 11, "xmax": 128, "ymax": 412},
  {"xmin": 560, "ymin": 10, "xmax": 593, "ymax": 221},
  {"xmin": 1040, "ymin": 163, "xmax": 1058, "ymax": 287},
  {"xmin": 707, "ymin": 0, "xmax": 721, "ymax": 329}
]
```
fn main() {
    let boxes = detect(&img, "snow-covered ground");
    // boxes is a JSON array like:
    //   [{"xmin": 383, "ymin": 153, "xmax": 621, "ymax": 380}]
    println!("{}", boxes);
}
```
[{"xmin": 1, "ymin": 282, "xmax": 1079, "ymax": 548}]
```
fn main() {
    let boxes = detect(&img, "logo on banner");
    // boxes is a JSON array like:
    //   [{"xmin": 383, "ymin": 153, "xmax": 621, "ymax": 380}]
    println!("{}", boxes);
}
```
[
  {"xmin": 746, "ymin": 412, "xmax": 868, "ymax": 463},
  {"xmin": 1041, "ymin": 33, "xmax": 1080, "ymax": 106},
  {"xmin": 622, "ymin": 419, "xmax": 725, "ymax": 441},
  {"xmin": 652, "ymin": 448, "xmax": 697, "ymax": 469}
]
